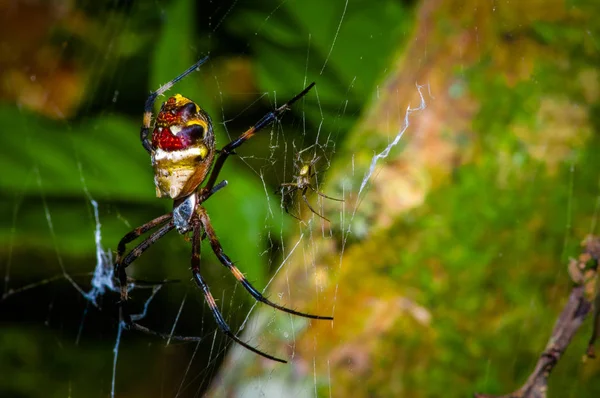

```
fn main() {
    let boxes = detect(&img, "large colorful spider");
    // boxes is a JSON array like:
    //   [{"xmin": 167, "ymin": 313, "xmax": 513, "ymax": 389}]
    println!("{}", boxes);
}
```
[{"xmin": 115, "ymin": 57, "xmax": 332, "ymax": 363}]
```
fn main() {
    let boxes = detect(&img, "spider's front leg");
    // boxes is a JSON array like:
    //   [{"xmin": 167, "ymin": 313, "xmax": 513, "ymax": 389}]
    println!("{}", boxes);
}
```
[
  {"xmin": 203, "ymin": 82, "xmax": 316, "ymax": 192},
  {"xmin": 139, "ymin": 57, "xmax": 209, "ymax": 153},
  {"xmin": 114, "ymin": 215, "xmax": 175, "ymax": 300}
]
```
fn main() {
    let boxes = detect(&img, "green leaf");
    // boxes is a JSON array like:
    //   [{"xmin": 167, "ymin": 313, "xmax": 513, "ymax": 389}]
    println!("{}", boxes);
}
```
[
  {"xmin": 225, "ymin": 0, "xmax": 415, "ymax": 140},
  {"xmin": 150, "ymin": 0, "xmax": 209, "ymax": 109},
  {"xmin": 0, "ymin": 106, "xmax": 153, "ymax": 201}
]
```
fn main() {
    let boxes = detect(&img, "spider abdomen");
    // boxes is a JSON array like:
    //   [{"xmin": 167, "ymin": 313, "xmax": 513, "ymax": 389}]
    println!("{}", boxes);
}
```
[
  {"xmin": 150, "ymin": 94, "xmax": 215, "ymax": 199},
  {"xmin": 152, "ymin": 126, "xmax": 199, "ymax": 151},
  {"xmin": 152, "ymin": 146, "xmax": 213, "ymax": 198}
]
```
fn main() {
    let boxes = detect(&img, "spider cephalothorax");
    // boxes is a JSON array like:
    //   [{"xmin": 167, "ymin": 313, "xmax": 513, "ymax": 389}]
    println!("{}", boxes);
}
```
[
  {"xmin": 116, "ymin": 57, "xmax": 331, "ymax": 363},
  {"xmin": 151, "ymin": 94, "xmax": 215, "ymax": 199}
]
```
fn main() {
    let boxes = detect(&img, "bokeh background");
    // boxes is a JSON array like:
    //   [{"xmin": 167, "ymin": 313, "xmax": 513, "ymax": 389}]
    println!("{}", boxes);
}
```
[{"xmin": 1, "ymin": 0, "xmax": 599, "ymax": 397}]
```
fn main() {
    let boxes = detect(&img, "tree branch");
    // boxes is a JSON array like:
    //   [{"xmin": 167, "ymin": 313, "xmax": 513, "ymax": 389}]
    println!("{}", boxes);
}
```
[{"xmin": 475, "ymin": 236, "xmax": 600, "ymax": 398}]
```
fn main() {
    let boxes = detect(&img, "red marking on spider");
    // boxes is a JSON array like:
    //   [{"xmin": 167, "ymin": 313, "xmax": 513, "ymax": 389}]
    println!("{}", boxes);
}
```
[
  {"xmin": 151, "ymin": 127, "xmax": 193, "ymax": 151},
  {"xmin": 156, "ymin": 111, "xmax": 179, "ymax": 127}
]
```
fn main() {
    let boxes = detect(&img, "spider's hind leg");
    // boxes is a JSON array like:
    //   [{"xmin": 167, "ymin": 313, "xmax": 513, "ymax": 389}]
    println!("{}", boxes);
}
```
[
  {"xmin": 276, "ymin": 184, "xmax": 304, "ymax": 221},
  {"xmin": 284, "ymin": 204, "xmax": 303, "ymax": 222},
  {"xmin": 309, "ymin": 185, "xmax": 344, "ymax": 202},
  {"xmin": 301, "ymin": 188, "xmax": 330, "ymax": 222},
  {"xmin": 189, "ymin": 222, "xmax": 287, "ymax": 363},
  {"xmin": 198, "ymin": 207, "xmax": 333, "ymax": 320}
]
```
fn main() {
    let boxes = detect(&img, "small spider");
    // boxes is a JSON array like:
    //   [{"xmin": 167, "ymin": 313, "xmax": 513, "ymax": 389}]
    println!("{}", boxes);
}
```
[
  {"xmin": 115, "ymin": 57, "xmax": 332, "ymax": 363},
  {"xmin": 278, "ymin": 156, "xmax": 343, "ymax": 222}
]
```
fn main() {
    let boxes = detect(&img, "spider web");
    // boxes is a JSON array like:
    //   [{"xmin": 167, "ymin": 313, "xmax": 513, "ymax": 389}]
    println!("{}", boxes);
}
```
[
  {"xmin": 2, "ymin": 1, "xmax": 599, "ymax": 398},
  {"xmin": 1, "ymin": 1, "xmax": 404, "ymax": 396}
]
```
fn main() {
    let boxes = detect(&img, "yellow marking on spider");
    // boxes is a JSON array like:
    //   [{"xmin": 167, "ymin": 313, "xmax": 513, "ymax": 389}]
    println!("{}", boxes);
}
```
[
  {"xmin": 231, "ymin": 266, "xmax": 245, "ymax": 282},
  {"xmin": 186, "ymin": 119, "xmax": 208, "ymax": 131},
  {"xmin": 205, "ymin": 292, "xmax": 217, "ymax": 308},
  {"xmin": 143, "ymin": 111, "xmax": 152, "ymax": 127},
  {"xmin": 198, "ymin": 144, "xmax": 208, "ymax": 159},
  {"xmin": 172, "ymin": 94, "xmax": 193, "ymax": 106},
  {"xmin": 241, "ymin": 127, "xmax": 257, "ymax": 140},
  {"xmin": 299, "ymin": 164, "xmax": 310, "ymax": 176}
]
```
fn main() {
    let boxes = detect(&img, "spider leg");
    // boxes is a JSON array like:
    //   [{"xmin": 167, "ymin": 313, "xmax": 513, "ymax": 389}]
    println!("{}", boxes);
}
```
[
  {"xmin": 199, "ymin": 179, "xmax": 228, "ymax": 203},
  {"xmin": 283, "ymin": 199, "xmax": 303, "ymax": 222},
  {"xmin": 126, "ymin": 277, "xmax": 180, "ymax": 287},
  {"xmin": 308, "ymin": 185, "xmax": 344, "ymax": 202},
  {"xmin": 189, "ymin": 222, "xmax": 287, "ymax": 363},
  {"xmin": 116, "ymin": 213, "xmax": 173, "ymax": 264},
  {"xmin": 301, "ymin": 187, "xmax": 330, "ymax": 222},
  {"xmin": 274, "ymin": 183, "xmax": 295, "ymax": 197},
  {"xmin": 140, "ymin": 56, "xmax": 209, "ymax": 153},
  {"xmin": 198, "ymin": 207, "xmax": 333, "ymax": 321},
  {"xmin": 116, "ymin": 220, "xmax": 176, "ymax": 300},
  {"xmin": 119, "ymin": 303, "xmax": 204, "ymax": 343},
  {"xmin": 309, "ymin": 156, "xmax": 321, "ymax": 167},
  {"xmin": 204, "ymin": 82, "xmax": 316, "ymax": 191},
  {"xmin": 279, "ymin": 186, "xmax": 303, "ymax": 221}
]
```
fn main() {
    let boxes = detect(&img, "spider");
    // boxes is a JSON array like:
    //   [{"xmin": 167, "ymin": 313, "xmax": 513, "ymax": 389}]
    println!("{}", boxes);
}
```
[
  {"xmin": 114, "ymin": 57, "xmax": 332, "ymax": 363},
  {"xmin": 278, "ymin": 155, "xmax": 344, "ymax": 222}
]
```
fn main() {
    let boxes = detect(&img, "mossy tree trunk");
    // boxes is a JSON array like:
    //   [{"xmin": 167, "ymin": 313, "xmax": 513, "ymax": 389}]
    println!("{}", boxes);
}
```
[{"xmin": 207, "ymin": 0, "xmax": 600, "ymax": 396}]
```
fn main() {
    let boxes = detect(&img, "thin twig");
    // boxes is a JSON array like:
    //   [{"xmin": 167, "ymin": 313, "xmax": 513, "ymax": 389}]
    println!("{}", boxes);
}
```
[{"xmin": 475, "ymin": 236, "xmax": 600, "ymax": 398}]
